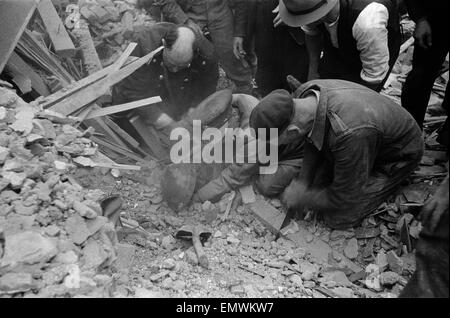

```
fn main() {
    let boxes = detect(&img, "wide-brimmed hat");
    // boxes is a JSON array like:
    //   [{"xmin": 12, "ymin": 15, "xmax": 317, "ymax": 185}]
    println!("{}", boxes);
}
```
[{"xmin": 279, "ymin": 0, "xmax": 338, "ymax": 27}]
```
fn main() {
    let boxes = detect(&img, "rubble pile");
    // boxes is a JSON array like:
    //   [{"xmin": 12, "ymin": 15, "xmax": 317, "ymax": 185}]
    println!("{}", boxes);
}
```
[
  {"xmin": 0, "ymin": 87, "xmax": 120, "ymax": 298},
  {"xmin": 70, "ymin": 0, "xmax": 156, "ymax": 67}
]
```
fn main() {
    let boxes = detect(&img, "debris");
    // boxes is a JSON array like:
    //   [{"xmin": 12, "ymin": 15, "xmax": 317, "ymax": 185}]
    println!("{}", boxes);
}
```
[
  {"xmin": 343, "ymin": 238, "xmax": 359, "ymax": 260},
  {"xmin": 376, "ymin": 251, "xmax": 389, "ymax": 273},
  {"xmin": 239, "ymin": 185, "xmax": 256, "ymax": 204},
  {"xmin": 0, "ymin": 272, "xmax": 35, "ymax": 293},
  {"xmin": 331, "ymin": 287, "xmax": 355, "ymax": 298},
  {"xmin": 355, "ymin": 227, "xmax": 380, "ymax": 239},
  {"xmin": 319, "ymin": 270, "xmax": 352, "ymax": 287},
  {"xmin": 379, "ymin": 271, "xmax": 401, "ymax": 287},
  {"xmin": 248, "ymin": 200, "xmax": 286, "ymax": 235},
  {"xmin": 1, "ymin": 231, "xmax": 58, "ymax": 267},
  {"xmin": 387, "ymin": 251, "xmax": 404, "ymax": 275}
]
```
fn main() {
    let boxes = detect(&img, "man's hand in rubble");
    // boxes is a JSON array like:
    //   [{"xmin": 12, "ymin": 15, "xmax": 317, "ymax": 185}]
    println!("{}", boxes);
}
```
[
  {"xmin": 414, "ymin": 18, "xmax": 433, "ymax": 49},
  {"xmin": 281, "ymin": 178, "xmax": 310, "ymax": 218},
  {"xmin": 420, "ymin": 176, "xmax": 449, "ymax": 232},
  {"xmin": 233, "ymin": 37, "xmax": 245, "ymax": 60},
  {"xmin": 232, "ymin": 94, "xmax": 260, "ymax": 128}
]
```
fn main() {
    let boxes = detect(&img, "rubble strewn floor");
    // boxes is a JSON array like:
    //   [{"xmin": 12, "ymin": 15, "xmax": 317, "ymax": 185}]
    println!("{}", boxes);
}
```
[{"xmin": 0, "ymin": 0, "xmax": 448, "ymax": 299}]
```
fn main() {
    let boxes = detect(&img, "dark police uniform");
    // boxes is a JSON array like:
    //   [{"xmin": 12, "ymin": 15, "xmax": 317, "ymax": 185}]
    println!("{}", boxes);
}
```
[{"xmin": 112, "ymin": 22, "xmax": 219, "ymax": 123}]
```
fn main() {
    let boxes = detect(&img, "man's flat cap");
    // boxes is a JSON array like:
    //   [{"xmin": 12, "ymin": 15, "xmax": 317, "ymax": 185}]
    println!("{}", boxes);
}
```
[{"xmin": 249, "ymin": 89, "xmax": 294, "ymax": 135}]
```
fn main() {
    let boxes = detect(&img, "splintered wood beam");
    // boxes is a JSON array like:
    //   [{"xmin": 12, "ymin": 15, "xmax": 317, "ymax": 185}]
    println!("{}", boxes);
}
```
[
  {"xmin": 6, "ymin": 52, "xmax": 51, "ymax": 96},
  {"xmin": 0, "ymin": 0, "xmax": 39, "ymax": 73},
  {"xmin": 84, "ymin": 96, "xmax": 162, "ymax": 119},
  {"xmin": 102, "ymin": 116, "xmax": 141, "ymax": 149},
  {"xmin": 40, "ymin": 43, "xmax": 137, "ymax": 109},
  {"xmin": 37, "ymin": 0, "xmax": 76, "ymax": 57},
  {"xmin": 48, "ymin": 46, "xmax": 164, "ymax": 116},
  {"xmin": 129, "ymin": 115, "xmax": 166, "ymax": 161},
  {"xmin": 91, "ymin": 136, "xmax": 150, "ymax": 164}
]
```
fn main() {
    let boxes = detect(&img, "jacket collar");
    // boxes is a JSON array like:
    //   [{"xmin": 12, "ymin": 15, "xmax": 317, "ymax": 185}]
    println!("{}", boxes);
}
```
[{"xmin": 298, "ymin": 85, "xmax": 327, "ymax": 151}]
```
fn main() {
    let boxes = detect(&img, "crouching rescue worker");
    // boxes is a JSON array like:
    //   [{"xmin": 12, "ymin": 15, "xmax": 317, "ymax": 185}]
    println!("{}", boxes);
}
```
[
  {"xmin": 111, "ymin": 22, "xmax": 219, "ymax": 155},
  {"xmin": 192, "ymin": 92, "xmax": 304, "ymax": 203},
  {"xmin": 250, "ymin": 80, "xmax": 424, "ymax": 229}
]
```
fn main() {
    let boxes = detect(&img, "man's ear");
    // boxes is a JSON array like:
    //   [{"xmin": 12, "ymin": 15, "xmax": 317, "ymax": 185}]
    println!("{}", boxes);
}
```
[{"xmin": 286, "ymin": 124, "xmax": 301, "ymax": 133}]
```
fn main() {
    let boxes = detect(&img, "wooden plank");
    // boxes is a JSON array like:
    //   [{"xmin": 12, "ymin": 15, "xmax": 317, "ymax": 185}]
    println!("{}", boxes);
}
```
[
  {"xmin": 6, "ymin": 52, "xmax": 51, "ymax": 96},
  {"xmin": 16, "ymin": 30, "xmax": 73, "ymax": 87},
  {"xmin": 0, "ymin": 0, "xmax": 39, "ymax": 73},
  {"xmin": 129, "ymin": 115, "xmax": 166, "ymax": 161},
  {"xmin": 40, "ymin": 63, "xmax": 117, "ymax": 108},
  {"xmin": 37, "ymin": 0, "xmax": 76, "ymax": 57},
  {"xmin": 84, "ymin": 96, "xmax": 162, "ymax": 119},
  {"xmin": 49, "ymin": 46, "xmax": 164, "ymax": 116},
  {"xmin": 108, "ymin": 42, "xmax": 138, "ymax": 73},
  {"xmin": 102, "ymin": 116, "xmax": 141, "ymax": 149},
  {"xmin": 91, "ymin": 136, "xmax": 150, "ymax": 164},
  {"xmin": 40, "ymin": 43, "xmax": 137, "ymax": 109},
  {"xmin": 83, "ymin": 110, "xmax": 129, "ymax": 149}
]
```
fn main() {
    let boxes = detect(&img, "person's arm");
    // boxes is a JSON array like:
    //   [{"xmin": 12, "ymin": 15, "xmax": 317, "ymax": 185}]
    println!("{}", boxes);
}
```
[
  {"xmin": 231, "ymin": 0, "xmax": 247, "ymax": 59},
  {"xmin": 232, "ymin": 94, "xmax": 259, "ymax": 129},
  {"xmin": 305, "ymin": 128, "xmax": 380, "ymax": 213},
  {"xmin": 404, "ymin": 0, "xmax": 428, "ymax": 23},
  {"xmin": 153, "ymin": 0, "xmax": 190, "ymax": 24},
  {"xmin": 302, "ymin": 26, "xmax": 323, "ymax": 81},
  {"xmin": 193, "ymin": 163, "xmax": 259, "ymax": 203},
  {"xmin": 281, "ymin": 141, "xmax": 323, "ymax": 210},
  {"xmin": 352, "ymin": 2, "xmax": 391, "ymax": 88}
]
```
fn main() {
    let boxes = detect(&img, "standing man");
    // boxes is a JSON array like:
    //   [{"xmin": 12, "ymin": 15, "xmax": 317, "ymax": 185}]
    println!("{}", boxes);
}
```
[
  {"xmin": 277, "ymin": 0, "xmax": 401, "ymax": 92},
  {"xmin": 250, "ymin": 80, "xmax": 423, "ymax": 229},
  {"xmin": 401, "ymin": 0, "xmax": 449, "ymax": 146},
  {"xmin": 142, "ymin": 0, "xmax": 253, "ymax": 94},
  {"xmin": 245, "ymin": 0, "xmax": 309, "ymax": 97}
]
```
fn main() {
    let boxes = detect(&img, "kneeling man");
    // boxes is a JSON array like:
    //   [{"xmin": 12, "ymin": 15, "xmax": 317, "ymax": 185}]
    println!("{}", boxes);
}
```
[{"xmin": 250, "ymin": 80, "xmax": 424, "ymax": 229}]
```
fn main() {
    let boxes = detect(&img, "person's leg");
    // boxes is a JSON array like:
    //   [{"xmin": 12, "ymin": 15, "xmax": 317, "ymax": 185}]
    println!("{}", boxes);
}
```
[
  {"xmin": 207, "ymin": 8, "xmax": 252, "ymax": 93},
  {"xmin": 253, "ymin": 1, "xmax": 278, "ymax": 97},
  {"xmin": 255, "ymin": 159, "xmax": 302, "ymax": 197},
  {"xmin": 437, "ymin": 83, "xmax": 449, "ymax": 148},
  {"xmin": 279, "ymin": 29, "xmax": 309, "ymax": 90},
  {"xmin": 401, "ymin": 43, "xmax": 448, "ymax": 128}
]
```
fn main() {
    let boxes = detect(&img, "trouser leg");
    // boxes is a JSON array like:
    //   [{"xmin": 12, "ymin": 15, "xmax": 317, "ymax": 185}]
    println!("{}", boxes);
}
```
[
  {"xmin": 207, "ymin": 9, "xmax": 252, "ymax": 92},
  {"xmin": 401, "ymin": 43, "xmax": 448, "ymax": 128},
  {"xmin": 437, "ymin": 84, "xmax": 449, "ymax": 148}
]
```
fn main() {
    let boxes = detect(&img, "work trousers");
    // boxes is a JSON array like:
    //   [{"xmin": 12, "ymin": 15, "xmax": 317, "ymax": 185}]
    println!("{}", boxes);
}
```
[
  {"xmin": 195, "ymin": 8, "xmax": 252, "ymax": 90},
  {"xmin": 401, "ymin": 21, "xmax": 449, "ymax": 129}
]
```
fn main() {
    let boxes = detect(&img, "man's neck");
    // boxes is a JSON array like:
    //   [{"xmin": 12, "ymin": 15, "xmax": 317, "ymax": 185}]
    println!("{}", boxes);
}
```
[
  {"xmin": 324, "ymin": 1, "xmax": 340, "ymax": 25},
  {"xmin": 293, "ymin": 93, "xmax": 318, "ymax": 134}
]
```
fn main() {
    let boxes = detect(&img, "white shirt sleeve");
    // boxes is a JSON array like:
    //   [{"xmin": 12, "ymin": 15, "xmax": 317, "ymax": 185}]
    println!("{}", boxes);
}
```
[{"xmin": 352, "ymin": 2, "xmax": 390, "ymax": 84}]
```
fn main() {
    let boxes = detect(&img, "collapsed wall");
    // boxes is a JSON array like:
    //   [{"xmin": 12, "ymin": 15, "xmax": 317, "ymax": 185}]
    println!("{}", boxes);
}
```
[{"xmin": 0, "ymin": 87, "xmax": 119, "ymax": 298}]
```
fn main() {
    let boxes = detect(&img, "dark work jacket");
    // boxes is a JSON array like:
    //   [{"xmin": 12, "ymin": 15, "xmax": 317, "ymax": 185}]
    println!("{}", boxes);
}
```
[
  {"xmin": 112, "ymin": 23, "xmax": 219, "ymax": 121},
  {"xmin": 320, "ymin": 0, "xmax": 401, "ymax": 91},
  {"xmin": 246, "ymin": 0, "xmax": 305, "ymax": 46},
  {"xmin": 295, "ymin": 79, "xmax": 423, "ymax": 227},
  {"xmin": 405, "ymin": 0, "xmax": 449, "ymax": 39}
]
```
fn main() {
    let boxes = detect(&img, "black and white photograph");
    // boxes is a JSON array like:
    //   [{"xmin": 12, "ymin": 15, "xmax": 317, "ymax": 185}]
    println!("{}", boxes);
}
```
[{"xmin": 0, "ymin": 0, "xmax": 448, "ymax": 302}]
